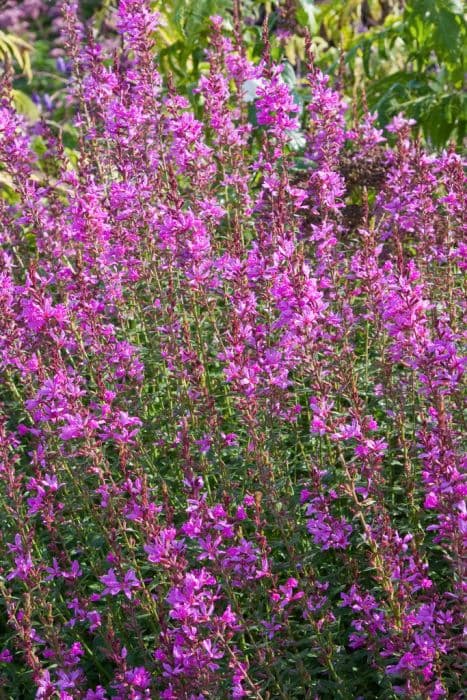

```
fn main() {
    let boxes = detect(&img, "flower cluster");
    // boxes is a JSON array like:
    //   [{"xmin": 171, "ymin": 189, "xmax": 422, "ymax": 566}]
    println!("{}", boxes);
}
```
[{"xmin": 0, "ymin": 1, "xmax": 464, "ymax": 698}]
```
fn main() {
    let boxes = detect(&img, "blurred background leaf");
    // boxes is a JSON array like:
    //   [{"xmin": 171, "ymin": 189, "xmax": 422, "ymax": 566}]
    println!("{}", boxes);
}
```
[{"xmin": 0, "ymin": 30, "xmax": 32, "ymax": 79}]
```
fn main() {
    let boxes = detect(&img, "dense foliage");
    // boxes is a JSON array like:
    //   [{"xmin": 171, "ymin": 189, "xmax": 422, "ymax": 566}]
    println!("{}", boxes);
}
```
[
  {"xmin": 0, "ymin": 1, "xmax": 465, "ymax": 698},
  {"xmin": 3, "ymin": 1, "xmax": 467, "ymax": 148}
]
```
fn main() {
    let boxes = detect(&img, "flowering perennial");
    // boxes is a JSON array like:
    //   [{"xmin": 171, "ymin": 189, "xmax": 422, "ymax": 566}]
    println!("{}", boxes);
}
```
[{"xmin": 0, "ymin": 1, "xmax": 465, "ymax": 698}]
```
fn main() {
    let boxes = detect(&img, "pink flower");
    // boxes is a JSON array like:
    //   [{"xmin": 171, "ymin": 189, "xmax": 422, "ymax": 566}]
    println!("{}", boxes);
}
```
[
  {"xmin": 424, "ymin": 492, "xmax": 439, "ymax": 509},
  {"xmin": 100, "ymin": 568, "xmax": 140, "ymax": 599},
  {"xmin": 0, "ymin": 649, "xmax": 12, "ymax": 663}
]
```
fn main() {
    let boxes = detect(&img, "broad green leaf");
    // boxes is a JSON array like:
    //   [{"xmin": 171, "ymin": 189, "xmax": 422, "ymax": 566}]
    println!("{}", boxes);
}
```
[
  {"xmin": 433, "ymin": 9, "xmax": 463, "ymax": 61},
  {"xmin": 11, "ymin": 89, "xmax": 40, "ymax": 123}
]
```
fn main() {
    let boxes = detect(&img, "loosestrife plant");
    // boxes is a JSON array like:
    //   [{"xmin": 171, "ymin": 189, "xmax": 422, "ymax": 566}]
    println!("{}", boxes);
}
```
[{"xmin": 0, "ymin": 2, "xmax": 465, "ymax": 698}]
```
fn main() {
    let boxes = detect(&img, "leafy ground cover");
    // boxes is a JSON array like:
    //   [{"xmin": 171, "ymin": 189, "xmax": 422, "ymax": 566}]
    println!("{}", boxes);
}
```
[{"xmin": 0, "ymin": 1, "xmax": 465, "ymax": 698}]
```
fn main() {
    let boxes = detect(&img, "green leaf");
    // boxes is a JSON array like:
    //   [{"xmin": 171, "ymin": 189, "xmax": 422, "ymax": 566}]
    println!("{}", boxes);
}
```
[
  {"xmin": 292, "ymin": 156, "xmax": 317, "ymax": 171},
  {"xmin": 296, "ymin": 0, "xmax": 318, "ymax": 34},
  {"xmin": 280, "ymin": 61, "xmax": 296, "ymax": 88},
  {"xmin": 433, "ymin": 9, "xmax": 463, "ymax": 61},
  {"xmin": 0, "ymin": 31, "xmax": 33, "ymax": 80},
  {"xmin": 287, "ymin": 129, "xmax": 307, "ymax": 151},
  {"xmin": 11, "ymin": 89, "xmax": 40, "ymax": 123},
  {"xmin": 0, "ymin": 170, "xmax": 14, "ymax": 190},
  {"xmin": 437, "ymin": 0, "xmax": 464, "ymax": 14}
]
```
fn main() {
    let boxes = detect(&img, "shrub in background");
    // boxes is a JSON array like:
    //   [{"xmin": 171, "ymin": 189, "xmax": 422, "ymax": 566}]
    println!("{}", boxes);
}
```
[{"xmin": 5, "ymin": 2, "xmax": 466, "ymax": 150}]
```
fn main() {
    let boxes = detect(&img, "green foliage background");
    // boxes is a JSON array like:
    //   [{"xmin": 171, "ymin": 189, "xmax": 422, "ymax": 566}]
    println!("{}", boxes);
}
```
[{"xmin": 4, "ymin": 0, "xmax": 467, "ymax": 147}]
